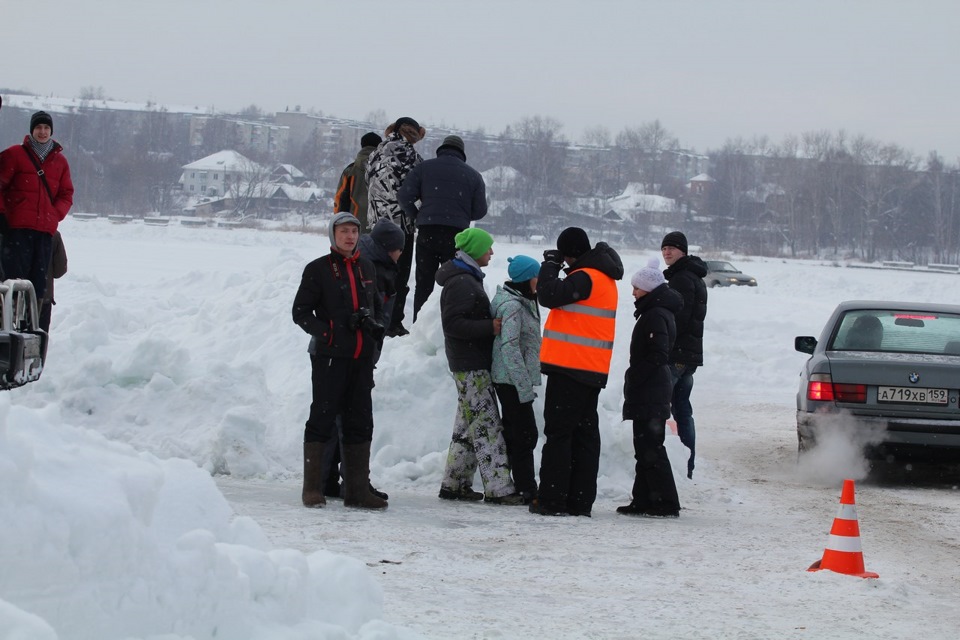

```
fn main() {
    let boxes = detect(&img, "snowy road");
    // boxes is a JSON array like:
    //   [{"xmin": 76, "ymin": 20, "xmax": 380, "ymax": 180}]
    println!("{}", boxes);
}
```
[{"xmin": 218, "ymin": 394, "xmax": 960, "ymax": 640}]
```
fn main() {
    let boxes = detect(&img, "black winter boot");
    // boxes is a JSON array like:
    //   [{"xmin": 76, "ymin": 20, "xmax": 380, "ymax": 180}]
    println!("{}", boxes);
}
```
[
  {"xmin": 342, "ymin": 442, "xmax": 388, "ymax": 510},
  {"xmin": 302, "ymin": 442, "xmax": 326, "ymax": 508}
]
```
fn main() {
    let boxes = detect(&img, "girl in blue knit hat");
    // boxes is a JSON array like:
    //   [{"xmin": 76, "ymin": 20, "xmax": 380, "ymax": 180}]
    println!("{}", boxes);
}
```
[{"xmin": 490, "ymin": 255, "xmax": 543, "ymax": 504}]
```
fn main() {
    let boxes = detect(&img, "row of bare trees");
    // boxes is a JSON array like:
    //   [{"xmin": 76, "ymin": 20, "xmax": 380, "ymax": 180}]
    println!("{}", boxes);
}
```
[
  {"xmin": 2, "ymin": 93, "xmax": 957, "ymax": 260},
  {"xmin": 705, "ymin": 133, "xmax": 960, "ymax": 262}
]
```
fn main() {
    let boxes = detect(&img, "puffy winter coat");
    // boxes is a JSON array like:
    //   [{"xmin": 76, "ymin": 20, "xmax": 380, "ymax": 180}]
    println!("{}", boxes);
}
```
[
  {"xmin": 622, "ymin": 283, "xmax": 683, "ymax": 421},
  {"xmin": 291, "ymin": 250, "xmax": 382, "ymax": 359},
  {"xmin": 365, "ymin": 133, "xmax": 422, "ymax": 233},
  {"xmin": 358, "ymin": 231, "xmax": 399, "ymax": 328},
  {"xmin": 436, "ymin": 254, "xmax": 496, "ymax": 373},
  {"xmin": 490, "ymin": 283, "xmax": 542, "ymax": 403},
  {"xmin": 397, "ymin": 148, "xmax": 487, "ymax": 229},
  {"xmin": 663, "ymin": 255, "xmax": 708, "ymax": 366},
  {"xmin": 0, "ymin": 137, "xmax": 74, "ymax": 234}
]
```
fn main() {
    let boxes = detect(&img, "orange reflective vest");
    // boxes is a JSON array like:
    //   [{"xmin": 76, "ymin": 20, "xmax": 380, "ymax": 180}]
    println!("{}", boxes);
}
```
[{"xmin": 540, "ymin": 267, "xmax": 618, "ymax": 375}]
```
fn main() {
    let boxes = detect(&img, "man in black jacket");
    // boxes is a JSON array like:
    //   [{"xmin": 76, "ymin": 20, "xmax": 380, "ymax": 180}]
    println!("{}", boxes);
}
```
[
  {"xmin": 292, "ymin": 212, "xmax": 386, "ymax": 510},
  {"xmin": 661, "ymin": 231, "xmax": 708, "ymax": 479},
  {"xmin": 398, "ymin": 135, "xmax": 487, "ymax": 323}
]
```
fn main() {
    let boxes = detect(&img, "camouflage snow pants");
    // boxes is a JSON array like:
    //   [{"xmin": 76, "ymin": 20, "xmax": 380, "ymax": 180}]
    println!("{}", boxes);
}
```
[{"xmin": 441, "ymin": 370, "xmax": 516, "ymax": 498}]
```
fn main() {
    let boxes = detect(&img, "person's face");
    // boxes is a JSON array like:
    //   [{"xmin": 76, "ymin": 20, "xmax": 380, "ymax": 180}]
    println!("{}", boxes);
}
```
[
  {"xmin": 388, "ymin": 248, "xmax": 402, "ymax": 263},
  {"xmin": 528, "ymin": 276, "xmax": 538, "ymax": 293},
  {"xmin": 32, "ymin": 124, "xmax": 52, "ymax": 144},
  {"xmin": 398, "ymin": 124, "xmax": 422, "ymax": 144},
  {"xmin": 476, "ymin": 246, "xmax": 493, "ymax": 267},
  {"xmin": 632, "ymin": 286, "xmax": 648, "ymax": 300},
  {"xmin": 661, "ymin": 245, "xmax": 685, "ymax": 266},
  {"xmin": 334, "ymin": 223, "xmax": 359, "ymax": 256}
]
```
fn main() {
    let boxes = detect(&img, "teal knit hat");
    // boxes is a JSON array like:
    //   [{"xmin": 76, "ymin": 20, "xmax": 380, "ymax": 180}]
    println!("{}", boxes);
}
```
[{"xmin": 454, "ymin": 228, "xmax": 494, "ymax": 260}]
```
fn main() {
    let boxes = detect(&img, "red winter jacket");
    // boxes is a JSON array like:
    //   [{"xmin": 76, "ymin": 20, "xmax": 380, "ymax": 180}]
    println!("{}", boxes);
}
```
[{"xmin": 0, "ymin": 136, "xmax": 74, "ymax": 234}]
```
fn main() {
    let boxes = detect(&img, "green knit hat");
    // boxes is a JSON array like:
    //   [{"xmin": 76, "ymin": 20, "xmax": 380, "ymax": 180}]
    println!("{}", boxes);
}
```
[{"xmin": 454, "ymin": 228, "xmax": 494, "ymax": 260}]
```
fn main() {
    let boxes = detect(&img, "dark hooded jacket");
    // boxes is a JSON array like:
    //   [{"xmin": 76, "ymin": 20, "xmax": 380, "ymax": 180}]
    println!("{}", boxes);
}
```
[
  {"xmin": 291, "ymin": 249, "xmax": 381, "ymax": 359},
  {"xmin": 397, "ymin": 147, "xmax": 487, "ymax": 229},
  {"xmin": 663, "ymin": 255, "xmax": 708, "ymax": 366},
  {"xmin": 537, "ymin": 242, "xmax": 625, "ymax": 387},
  {"xmin": 435, "ymin": 254, "xmax": 496, "ymax": 372},
  {"xmin": 622, "ymin": 283, "xmax": 683, "ymax": 421},
  {"xmin": 358, "ymin": 231, "xmax": 399, "ymax": 328}
]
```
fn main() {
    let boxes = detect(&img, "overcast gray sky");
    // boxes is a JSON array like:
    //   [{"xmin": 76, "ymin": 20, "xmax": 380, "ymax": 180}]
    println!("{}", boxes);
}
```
[{"xmin": 5, "ymin": 0, "xmax": 959, "ymax": 160}]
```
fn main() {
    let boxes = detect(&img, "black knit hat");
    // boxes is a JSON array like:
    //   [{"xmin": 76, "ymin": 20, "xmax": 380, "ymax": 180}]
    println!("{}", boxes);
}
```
[
  {"xmin": 30, "ymin": 111, "xmax": 53, "ymax": 133},
  {"xmin": 371, "ymin": 218, "xmax": 405, "ymax": 253},
  {"xmin": 360, "ymin": 132, "xmax": 382, "ymax": 148},
  {"xmin": 437, "ymin": 135, "xmax": 465, "ymax": 157},
  {"xmin": 557, "ymin": 227, "xmax": 591, "ymax": 258},
  {"xmin": 661, "ymin": 231, "xmax": 688, "ymax": 254}
]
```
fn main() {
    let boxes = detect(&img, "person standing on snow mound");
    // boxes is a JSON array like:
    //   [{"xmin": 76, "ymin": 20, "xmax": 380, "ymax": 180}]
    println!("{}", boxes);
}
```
[
  {"xmin": 435, "ymin": 227, "xmax": 524, "ymax": 505},
  {"xmin": 0, "ymin": 110, "xmax": 74, "ymax": 301},
  {"xmin": 334, "ymin": 131, "xmax": 382, "ymax": 231},
  {"xmin": 617, "ymin": 258, "xmax": 683, "ymax": 518},
  {"xmin": 660, "ymin": 231, "xmax": 707, "ymax": 479},
  {"xmin": 490, "ymin": 254, "xmax": 542, "ymax": 505},
  {"xmin": 292, "ymin": 212, "xmax": 387, "ymax": 511},
  {"xmin": 366, "ymin": 116, "xmax": 425, "ymax": 337},
  {"xmin": 397, "ymin": 134, "xmax": 488, "ymax": 324},
  {"xmin": 530, "ymin": 227, "xmax": 623, "ymax": 518}
]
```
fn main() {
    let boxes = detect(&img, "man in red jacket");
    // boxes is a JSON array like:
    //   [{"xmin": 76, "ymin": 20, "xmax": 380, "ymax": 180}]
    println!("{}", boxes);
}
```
[{"xmin": 0, "ymin": 111, "xmax": 74, "ymax": 300}]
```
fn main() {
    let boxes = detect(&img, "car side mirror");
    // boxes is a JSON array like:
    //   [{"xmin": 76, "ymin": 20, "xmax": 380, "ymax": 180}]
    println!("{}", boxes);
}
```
[{"xmin": 795, "ymin": 336, "xmax": 817, "ymax": 354}]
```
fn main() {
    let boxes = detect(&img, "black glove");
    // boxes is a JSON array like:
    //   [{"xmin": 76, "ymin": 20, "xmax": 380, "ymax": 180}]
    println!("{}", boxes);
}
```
[
  {"xmin": 542, "ymin": 249, "xmax": 563, "ymax": 266},
  {"xmin": 364, "ymin": 316, "xmax": 386, "ymax": 341}
]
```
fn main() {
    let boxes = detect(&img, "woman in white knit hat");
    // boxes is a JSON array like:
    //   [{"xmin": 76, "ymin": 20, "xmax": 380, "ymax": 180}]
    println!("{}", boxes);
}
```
[{"xmin": 617, "ymin": 258, "xmax": 684, "ymax": 517}]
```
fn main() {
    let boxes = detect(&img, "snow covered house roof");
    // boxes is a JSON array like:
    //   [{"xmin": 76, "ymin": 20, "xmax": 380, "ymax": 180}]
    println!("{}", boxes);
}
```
[
  {"xmin": 689, "ymin": 173, "xmax": 715, "ymax": 182},
  {"xmin": 481, "ymin": 165, "xmax": 520, "ymax": 189},
  {"xmin": 182, "ymin": 150, "xmax": 261, "ymax": 173},
  {"xmin": 606, "ymin": 182, "xmax": 678, "ymax": 214},
  {"xmin": 274, "ymin": 164, "xmax": 306, "ymax": 179}
]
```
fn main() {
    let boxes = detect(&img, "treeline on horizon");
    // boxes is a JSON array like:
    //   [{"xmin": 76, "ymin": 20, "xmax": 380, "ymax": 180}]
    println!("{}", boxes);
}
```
[{"xmin": 1, "ymin": 88, "xmax": 958, "ymax": 264}]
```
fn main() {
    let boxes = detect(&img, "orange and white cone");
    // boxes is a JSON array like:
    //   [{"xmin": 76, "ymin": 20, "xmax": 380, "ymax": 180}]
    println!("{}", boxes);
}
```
[{"xmin": 808, "ymin": 478, "xmax": 878, "ymax": 578}]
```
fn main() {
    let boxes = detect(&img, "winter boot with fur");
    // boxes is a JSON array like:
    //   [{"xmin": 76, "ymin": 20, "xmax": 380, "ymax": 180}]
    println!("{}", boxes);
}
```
[
  {"xmin": 342, "ymin": 442, "xmax": 388, "ymax": 510},
  {"xmin": 302, "ymin": 442, "xmax": 327, "ymax": 508}
]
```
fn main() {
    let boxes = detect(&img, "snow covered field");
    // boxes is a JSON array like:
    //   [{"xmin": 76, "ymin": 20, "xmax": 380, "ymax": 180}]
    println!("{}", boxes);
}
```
[{"xmin": 3, "ymin": 216, "xmax": 959, "ymax": 639}]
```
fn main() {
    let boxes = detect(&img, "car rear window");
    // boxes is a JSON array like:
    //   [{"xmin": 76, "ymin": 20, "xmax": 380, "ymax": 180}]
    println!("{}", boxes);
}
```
[{"xmin": 829, "ymin": 310, "xmax": 960, "ymax": 354}]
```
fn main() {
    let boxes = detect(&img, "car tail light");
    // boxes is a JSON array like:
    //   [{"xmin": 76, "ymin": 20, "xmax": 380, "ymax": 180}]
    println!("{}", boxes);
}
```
[{"xmin": 806, "ymin": 374, "xmax": 866, "ymax": 403}]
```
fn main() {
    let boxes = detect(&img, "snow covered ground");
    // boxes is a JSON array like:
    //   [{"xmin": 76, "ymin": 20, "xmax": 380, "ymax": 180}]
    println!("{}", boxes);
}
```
[{"xmin": 3, "ymin": 216, "xmax": 960, "ymax": 639}]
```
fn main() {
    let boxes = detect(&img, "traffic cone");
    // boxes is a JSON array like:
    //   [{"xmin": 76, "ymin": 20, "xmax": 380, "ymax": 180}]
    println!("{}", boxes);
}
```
[{"xmin": 808, "ymin": 479, "xmax": 879, "ymax": 578}]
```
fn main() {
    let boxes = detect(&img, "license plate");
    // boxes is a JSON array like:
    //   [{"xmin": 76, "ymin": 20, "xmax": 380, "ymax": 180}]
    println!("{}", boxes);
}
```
[{"xmin": 877, "ymin": 386, "xmax": 948, "ymax": 405}]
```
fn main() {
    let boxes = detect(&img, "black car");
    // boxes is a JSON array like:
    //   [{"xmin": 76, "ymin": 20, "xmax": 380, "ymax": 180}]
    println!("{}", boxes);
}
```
[{"xmin": 703, "ymin": 261, "xmax": 757, "ymax": 288}]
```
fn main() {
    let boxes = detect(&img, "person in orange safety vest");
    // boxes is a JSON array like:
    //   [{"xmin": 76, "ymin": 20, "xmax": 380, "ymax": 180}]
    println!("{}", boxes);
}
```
[{"xmin": 529, "ymin": 227, "xmax": 623, "ymax": 517}]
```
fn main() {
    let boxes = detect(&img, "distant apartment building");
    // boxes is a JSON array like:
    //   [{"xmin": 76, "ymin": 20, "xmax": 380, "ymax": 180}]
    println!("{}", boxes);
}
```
[{"xmin": 189, "ymin": 116, "xmax": 289, "ymax": 158}]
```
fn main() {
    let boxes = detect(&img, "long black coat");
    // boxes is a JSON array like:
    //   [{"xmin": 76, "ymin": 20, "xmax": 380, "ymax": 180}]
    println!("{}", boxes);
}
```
[
  {"xmin": 291, "ymin": 250, "xmax": 381, "ymax": 359},
  {"xmin": 622, "ymin": 284, "xmax": 683, "ymax": 421},
  {"xmin": 436, "ymin": 257, "xmax": 496, "ymax": 372},
  {"xmin": 664, "ymin": 255, "xmax": 708, "ymax": 366}
]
